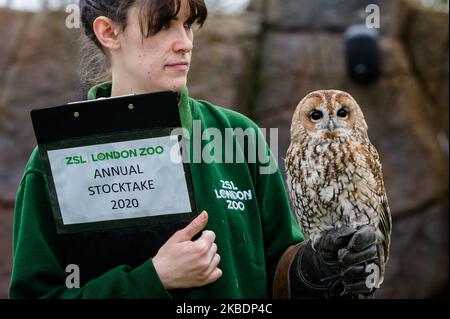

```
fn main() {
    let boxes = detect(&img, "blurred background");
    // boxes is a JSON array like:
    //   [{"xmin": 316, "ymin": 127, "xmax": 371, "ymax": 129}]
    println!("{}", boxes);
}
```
[{"xmin": 0, "ymin": 0, "xmax": 448, "ymax": 298}]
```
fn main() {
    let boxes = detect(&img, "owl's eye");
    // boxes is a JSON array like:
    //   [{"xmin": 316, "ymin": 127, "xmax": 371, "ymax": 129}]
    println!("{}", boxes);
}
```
[
  {"xmin": 310, "ymin": 110, "xmax": 323, "ymax": 121},
  {"xmin": 337, "ymin": 108, "xmax": 349, "ymax": 118}
]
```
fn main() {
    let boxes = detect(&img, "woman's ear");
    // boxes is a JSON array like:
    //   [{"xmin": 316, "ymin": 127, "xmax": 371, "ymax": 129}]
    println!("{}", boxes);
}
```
[{"xmin": 93, "ymin": 16, "xmax": 121, "ymax": 51}]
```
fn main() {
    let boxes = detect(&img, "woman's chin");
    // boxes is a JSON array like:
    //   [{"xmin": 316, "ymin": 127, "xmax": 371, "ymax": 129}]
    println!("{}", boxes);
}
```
[{"xmin": 168, "ymin": 80, "xmax": 187, "ymax": 92}]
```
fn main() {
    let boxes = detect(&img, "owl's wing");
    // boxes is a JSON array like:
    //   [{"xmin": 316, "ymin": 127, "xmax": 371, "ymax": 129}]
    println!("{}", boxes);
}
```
[
  {"xmin": 379, "ymin": 193, "xmax": 392, "ymax": 261},
  {"xmin": 367, "ymin": 142, "xmax": 392, "ymax": 262}
]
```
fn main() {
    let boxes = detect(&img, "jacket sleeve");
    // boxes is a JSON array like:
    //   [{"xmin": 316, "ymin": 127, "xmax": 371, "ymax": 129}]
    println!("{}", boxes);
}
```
[
  {"xmin": 9, "ymin": 171, "xmax": 172, "ymax": 299},
  {"xmin": 252, "ymin": 127, "xmax": 305, "ymax": 297}
]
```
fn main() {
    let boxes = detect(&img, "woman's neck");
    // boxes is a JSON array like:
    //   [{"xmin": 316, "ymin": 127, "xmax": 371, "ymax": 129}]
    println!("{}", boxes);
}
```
[{"xmin": 110, "ymin": 66, "xmax": 160, "ymax": 97}]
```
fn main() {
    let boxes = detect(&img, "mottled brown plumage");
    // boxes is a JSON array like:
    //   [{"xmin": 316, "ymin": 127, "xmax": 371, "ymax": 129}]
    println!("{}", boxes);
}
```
[{"xmin": 285, "ymin": 90, "xmax": 392, "ymax": 279}]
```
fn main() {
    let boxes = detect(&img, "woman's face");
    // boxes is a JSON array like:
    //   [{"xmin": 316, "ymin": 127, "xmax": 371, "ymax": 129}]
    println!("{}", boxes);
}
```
[{"xmin": 114, "ymin": 0, "xmax": 194, "ymax": 93}]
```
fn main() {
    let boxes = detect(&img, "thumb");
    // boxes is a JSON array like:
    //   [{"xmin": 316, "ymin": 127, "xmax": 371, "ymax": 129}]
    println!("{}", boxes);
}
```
[{"xmin": 172, "ymin": 211, "xmax": 208, "ymax": 242}]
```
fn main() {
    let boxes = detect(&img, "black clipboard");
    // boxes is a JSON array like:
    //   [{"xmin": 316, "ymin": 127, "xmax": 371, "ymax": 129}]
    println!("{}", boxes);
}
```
[{"xmin": 30, "ymin": 91, "xmax": 198, "ymax": 234}]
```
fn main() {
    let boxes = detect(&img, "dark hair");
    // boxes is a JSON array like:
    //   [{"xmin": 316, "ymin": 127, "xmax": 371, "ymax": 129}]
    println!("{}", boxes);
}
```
[{"xmin": 78, "ymin": 0, "xmax": 207, "ymax": 87}]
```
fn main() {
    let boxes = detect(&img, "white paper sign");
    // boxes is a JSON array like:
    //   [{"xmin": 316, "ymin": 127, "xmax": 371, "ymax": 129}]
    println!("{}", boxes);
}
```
[{"xmin": 47, "ymin": 136, "xmax": 191, "ymax": 226}]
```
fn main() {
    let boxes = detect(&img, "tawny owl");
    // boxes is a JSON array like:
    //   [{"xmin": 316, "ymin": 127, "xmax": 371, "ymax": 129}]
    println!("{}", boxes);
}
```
[{"xmin": 285, "ymin": 90, "xmax": 392, "ymax": 279}]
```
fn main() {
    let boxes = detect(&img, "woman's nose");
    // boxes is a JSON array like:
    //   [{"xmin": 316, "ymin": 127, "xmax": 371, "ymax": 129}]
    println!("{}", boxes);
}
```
[{"xmin": 173, "ymin": 28, "xmax": 193, "ymax": 53}]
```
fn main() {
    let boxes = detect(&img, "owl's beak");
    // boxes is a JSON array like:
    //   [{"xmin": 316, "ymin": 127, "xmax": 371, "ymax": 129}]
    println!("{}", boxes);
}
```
[{"xmin": 326, "ymin": 120, "xmax": 335, "ymax": 131}]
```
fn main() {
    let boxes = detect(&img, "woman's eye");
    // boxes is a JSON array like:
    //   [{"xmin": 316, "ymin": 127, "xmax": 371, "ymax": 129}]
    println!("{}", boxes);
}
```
[
  {"xmin": 184, "ymin": 22, "xmax": 193, "ymax": 29},
  {"xmin": 310, "ymin": 110, "xmax": 324, "ymax": 121},
  {"xmin": 161, "ymin": 22, "xmax": 171, "ymax": 30},
  {"xmin": 337, "ymin": 108, "xmax": 348, "ymax": 118}
]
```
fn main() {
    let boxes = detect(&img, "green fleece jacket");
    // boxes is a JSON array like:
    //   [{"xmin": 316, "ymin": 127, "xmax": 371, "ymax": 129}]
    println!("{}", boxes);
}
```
[{"xmin": 9, "ymin": 82, "xmax": 303, "ymax": 299}]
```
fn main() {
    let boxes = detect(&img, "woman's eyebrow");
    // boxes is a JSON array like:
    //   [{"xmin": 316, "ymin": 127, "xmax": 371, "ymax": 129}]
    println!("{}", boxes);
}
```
[{"xmin": 168, "ymin": 17, "xmax": 194, "ymax": 25}]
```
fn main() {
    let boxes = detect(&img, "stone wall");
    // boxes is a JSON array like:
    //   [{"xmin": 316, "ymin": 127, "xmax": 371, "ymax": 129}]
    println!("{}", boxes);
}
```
[
  {"xmin": 0, "ymin": 9, "xmax": 83, "ymax": 298},
  {"xmin": 0, "ymin": 0, "xmax": 448, "ymax": 298}
]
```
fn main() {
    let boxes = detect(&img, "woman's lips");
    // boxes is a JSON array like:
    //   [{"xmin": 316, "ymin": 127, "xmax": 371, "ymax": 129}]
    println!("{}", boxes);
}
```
[{"xmin": 166, "ymin": 62, "xmax": 189, "ymax": 71}]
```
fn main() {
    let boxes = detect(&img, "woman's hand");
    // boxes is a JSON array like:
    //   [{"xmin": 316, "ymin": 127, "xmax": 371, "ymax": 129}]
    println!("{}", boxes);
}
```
[{"xmin": 152, "ymin": 211, "xmax": 222, "ymax": 290}]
